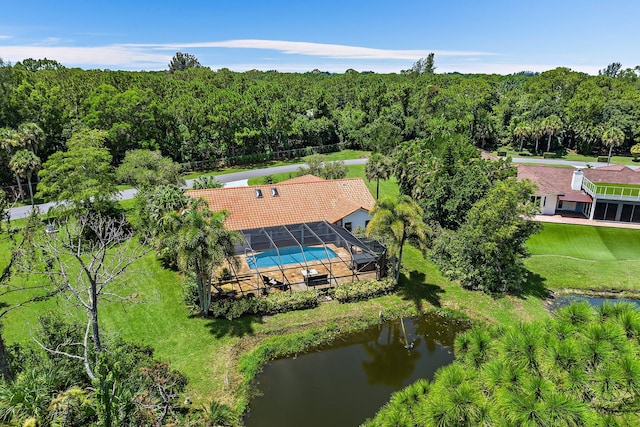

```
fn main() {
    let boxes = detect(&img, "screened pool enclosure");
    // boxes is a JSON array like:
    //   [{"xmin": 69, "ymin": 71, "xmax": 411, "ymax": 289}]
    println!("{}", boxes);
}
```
[{"xmin": 214, "ymin": 221, "xmax": 386, "ymax": 298}]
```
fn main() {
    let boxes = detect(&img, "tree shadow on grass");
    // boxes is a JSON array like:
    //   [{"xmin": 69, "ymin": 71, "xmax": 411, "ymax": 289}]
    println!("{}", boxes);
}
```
[
  {"xmin": 397, "ymin": 270, "xmax": 444, "ymax": 311},
  {"xmin": 200, "ymin": 315, "xmax": 265, "ymax": 339},
  {"xmin": 508, "ymin": 270, "xmax": 551, "ymax": 301}
]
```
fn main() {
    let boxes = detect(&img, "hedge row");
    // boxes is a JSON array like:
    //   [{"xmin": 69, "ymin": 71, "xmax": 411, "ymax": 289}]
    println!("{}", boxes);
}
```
[
  {"xmin": 208, "ymin": 279, "xmax": 397, "ymax": 319},
  {"xmin": 333, "ymin": 278, "xmax": 397, "ymax": 303},
  {"xmin": 209, "ymin": 290, "xmax": 319, "ymax": 320}
]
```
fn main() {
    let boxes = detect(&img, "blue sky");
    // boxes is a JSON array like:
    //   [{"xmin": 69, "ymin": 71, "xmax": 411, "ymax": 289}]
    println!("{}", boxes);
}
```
[{"xmin": 1, "ymin": 0, "xmax": 638, "ymax": 74}]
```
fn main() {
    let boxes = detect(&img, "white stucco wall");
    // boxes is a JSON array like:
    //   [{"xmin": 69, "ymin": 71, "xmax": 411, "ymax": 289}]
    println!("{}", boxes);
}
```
[
  {"xmin": 540, "ymin": 195, "xmax": 558, "ymax": 215},
  {"xmin": 557, "ymin": 201, "xmax": 577, "ymax": 211},
  {"xmin": 339, "ymin": 209, "xmax": 372, "ymax": 231}
]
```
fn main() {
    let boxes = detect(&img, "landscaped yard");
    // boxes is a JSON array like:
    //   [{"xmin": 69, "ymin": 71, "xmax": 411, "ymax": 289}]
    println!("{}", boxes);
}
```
[
  {"xmin": 525, "ymin": 222, "xmax": 640, "ymax": 292},
  {"xmin": 4, "ymin": 163, "xmax": 640, "ymax": 415}
]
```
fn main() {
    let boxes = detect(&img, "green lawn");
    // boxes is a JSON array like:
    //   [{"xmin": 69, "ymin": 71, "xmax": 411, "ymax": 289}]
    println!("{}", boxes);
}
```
[
  {"xmin": 247, "ymin": 164, "xmax": 400, "ymax": 200},
  {"xmin": 525, "ymin": 223, "xmax": 640, "ymax": 293},
  {"xmin": 5, "ymin": 163, "xmax": 640, "ymax": 414},
  {"xmin": 494, "ymin": 150, "xmax": 638, "ymax": 166},
  {"xmin": 182, "ymin": 149, "xmax": 370, "ymax": 180}
]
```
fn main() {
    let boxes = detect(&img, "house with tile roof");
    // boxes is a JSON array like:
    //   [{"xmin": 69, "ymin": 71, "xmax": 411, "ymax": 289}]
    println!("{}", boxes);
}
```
[
  {"xmin": 185, "ymin": 175, "xmax": 385, "ymax": 296},
  {"xmin": 517, "ymin": 164, "xmax": 640, "ymax": 223},
  {"xmin": 186, "ymin": 175, "xmax": 376, "ymax": 232}
]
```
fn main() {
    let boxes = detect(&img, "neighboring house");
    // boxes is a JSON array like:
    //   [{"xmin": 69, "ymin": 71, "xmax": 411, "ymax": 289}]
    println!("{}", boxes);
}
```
[
  {"xmin": 186, "ymin": 174, "xmax": 376, "ymax": 231},
  {"xmin": 518, "ymin": 164, "xmax": 640, "ymax": 223}
]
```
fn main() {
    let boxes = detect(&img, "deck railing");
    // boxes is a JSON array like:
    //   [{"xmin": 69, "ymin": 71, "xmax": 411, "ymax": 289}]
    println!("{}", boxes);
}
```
[{"xmin": 582, "ymin": 177, "xmax": 640, "ymax": 201}]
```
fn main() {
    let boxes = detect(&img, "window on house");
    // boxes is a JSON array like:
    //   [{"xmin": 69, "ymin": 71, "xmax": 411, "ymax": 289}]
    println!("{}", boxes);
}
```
[
  {"xmin": 271, "ymin": 188, "xmax": 279, "ymax": 197},
  {"xmin": 365, "ymin": 220, "xmax": 370, "ymax": 228},
  {"xmin": 557, "ymin": 200, "xmax": 563, "ymax": 209},
  {"xmin": 344, "ymin": 222, "xmax": 352, "ymax": 232},
  {"xmin": 255, "ymin": 189, "xmax": 263, "ymax": 198}
]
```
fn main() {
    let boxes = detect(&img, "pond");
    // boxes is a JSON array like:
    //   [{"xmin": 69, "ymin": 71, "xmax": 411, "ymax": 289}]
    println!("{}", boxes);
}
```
[
  {"xmin": 244, "ymin": 313, "xmax": 469, "ymax": 427},
  {"xmin": 549, "ymin": 294, "xmax": 640, "ymax": 311}
]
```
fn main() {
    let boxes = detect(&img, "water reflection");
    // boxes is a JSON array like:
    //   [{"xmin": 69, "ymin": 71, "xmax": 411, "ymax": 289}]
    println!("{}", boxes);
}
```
[
  {"xmin": 245, "ymin": 313, "xmax": 469, "ymax": 427},
  {"xmin": 549, "ymin": 294, "xmax": 640, "ymax": 311},
  {"xmin": 361, "ymin": 321, "xmax": 422, "ymax": 387}
]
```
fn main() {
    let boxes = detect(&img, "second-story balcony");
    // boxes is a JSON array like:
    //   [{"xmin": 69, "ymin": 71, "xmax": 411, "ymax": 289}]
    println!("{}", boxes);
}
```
[{"xmin": 582, "ymin": 177, "xmax": 640, "ymax": 202}]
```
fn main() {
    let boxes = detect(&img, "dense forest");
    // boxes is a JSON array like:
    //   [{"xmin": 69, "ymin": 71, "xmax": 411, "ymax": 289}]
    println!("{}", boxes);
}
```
[{"xmin": 1, "ymin": 57, "xmax": 639, "ymax": 189}]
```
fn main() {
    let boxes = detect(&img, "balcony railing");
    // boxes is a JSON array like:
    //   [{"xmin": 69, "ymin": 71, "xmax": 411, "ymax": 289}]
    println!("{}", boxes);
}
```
[{"xmin": 582, "ymin": 177, "xmax": 640, "ymax": 201}]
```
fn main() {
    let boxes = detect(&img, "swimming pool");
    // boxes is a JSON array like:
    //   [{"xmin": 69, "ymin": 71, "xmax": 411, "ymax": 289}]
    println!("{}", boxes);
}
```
[{"xmin": 247, "ymin": 246, "xmax": 338, "ymax": 269}]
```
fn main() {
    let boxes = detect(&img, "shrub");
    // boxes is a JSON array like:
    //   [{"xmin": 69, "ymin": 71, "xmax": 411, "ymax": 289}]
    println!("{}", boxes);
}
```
[
  {"xmin": 543, "ymin": 152, "xmax": 557, "ymax": 159},
  {"xmin": 597, "ymin": 155, "xmax": 609, "ymax": 162},
  {"xmin": 496, "ymin": 150, "xmax": 507, "ymax": 156},
  {"xmin": 257, "ymin": 290, "xmax": 319, "ymax": 314},
  {"xmin": 209, "ymin": 290, "xmax": 319, "ymax": 319},
  {"xmin": 334, "ymin": 278, "xmax": 397, "ymax": 303},
  {"xmin": 631, "ymin": 143, "xmax": 640, "ymax": 161}
]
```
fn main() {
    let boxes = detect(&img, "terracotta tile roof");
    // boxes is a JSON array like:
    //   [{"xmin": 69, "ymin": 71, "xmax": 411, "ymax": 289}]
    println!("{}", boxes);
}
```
[
  {"xmin": 279, "ymin": 174, "xmax": 326, "ymax": 184},
  {"xmin": 186, "ymin": 177, "xmax": 375, "ymax": 231}
]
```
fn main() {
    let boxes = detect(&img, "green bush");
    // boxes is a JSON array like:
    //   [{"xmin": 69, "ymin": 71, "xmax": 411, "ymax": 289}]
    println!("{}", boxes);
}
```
[
  {"xmin": 543, "ymin": 152, "xmax": 557, "ymax": 159},
  {"xmin": 333, "ymin": 278, "xmax": 397, "ymax": 303},
  {"xmin": 597, "ymin": 155, "xmax": 609, "ymax": 162},
  {"xmin": 209, "ymin": 290, "xmax": 319, "ymax": 319},
  {"xmin": 631, "ymin": 143, "xmax": 640, "ymax": 161},
  {"xmin": 496, "ymin": 150, "xmax": 507, "ymax": 156}
]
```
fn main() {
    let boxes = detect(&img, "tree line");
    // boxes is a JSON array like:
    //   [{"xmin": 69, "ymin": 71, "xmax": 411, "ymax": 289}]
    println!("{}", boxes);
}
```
[{"xmin": 1, "ymin": 56, "xmax": 639, "ymax": 188}]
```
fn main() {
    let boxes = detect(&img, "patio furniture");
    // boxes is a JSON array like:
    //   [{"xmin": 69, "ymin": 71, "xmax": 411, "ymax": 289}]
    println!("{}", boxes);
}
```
[
  {"xmin": 301, "ymin": 269, "xmax": 318, "ymax": 278},
  {"xmin": 305, "ymin": 272, "xmax": 329, "ymax": 286},
  {"xmin": 262, "ymin": 275, "xmax": 289, "ymax": 291},
  {"xmin": 302, "ymin": 269, "xmax": 327, "ymax": 286}
]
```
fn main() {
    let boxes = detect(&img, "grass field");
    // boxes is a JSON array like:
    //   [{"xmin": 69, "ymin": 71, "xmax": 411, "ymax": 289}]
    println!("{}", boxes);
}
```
[
  {"xmin": 247, "ymin": 164, "xmax": 400, "ymax": 200},
  {"xmin": 183, "ymin": 149, "xmax": 370, "ymax": 180},
  {"xmin": 525, "ymin": 223, "xmax": 640, "ymax": 292},
  {"xmin": 4, "ymin": 163, "xmax": 640, "ymax": 414},
  {"xmin": 493, "ymin": 150, "xmax": 639, "ymax": 166}
]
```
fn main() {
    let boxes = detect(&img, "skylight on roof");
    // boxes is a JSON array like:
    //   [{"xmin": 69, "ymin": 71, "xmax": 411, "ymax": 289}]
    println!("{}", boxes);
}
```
[
  {"xmin": 271, "ymin": 188, "xmax": 279, "ymax": 197},
  {"xmin": 255, "ymin": 188, "xmax": 263, "ymax": 198}
]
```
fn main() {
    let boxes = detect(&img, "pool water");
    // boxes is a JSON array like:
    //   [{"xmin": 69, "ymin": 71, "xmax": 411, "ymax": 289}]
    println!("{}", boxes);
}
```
[{"xmin": 247, "ymin": 246, "xmax": 338, "ymax": 269}]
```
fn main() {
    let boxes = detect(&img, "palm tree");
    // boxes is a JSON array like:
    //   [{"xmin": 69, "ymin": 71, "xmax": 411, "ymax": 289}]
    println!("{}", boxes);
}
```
[
  {"xmin": 17, "ymin": 122, "xmax": 45, "ymax": 154},
  {"xmin": 366, "ymin": 195, "xmax": 430, "ymax": 282},
  {"xmin": 602, "ymin": 126, "xmax": 625, "ymax": 165},
  {"xmin": 513, "ymin": 122, "xmax": 532, "ymax": 152},
  {"xmin": 531, "ymin": 121, "xmax": 543, "ymax": 154},
  {"xmin": 9, "ymin": 150, "xmax": 41, "ymax": 205},
  {"xmin": 159, "ymin": 198, "xmax": 239, "ymax": 315},
  {"xmin": 541, "ymin": 115, "xmax": 563, "ymax": 152},
  {"xmin": 191, "ymin": 175, "xmax": 223, "ymax": 190},
  {"xmin": 365, "ymin": 153, "xmax": 391, "ymax": 200}
]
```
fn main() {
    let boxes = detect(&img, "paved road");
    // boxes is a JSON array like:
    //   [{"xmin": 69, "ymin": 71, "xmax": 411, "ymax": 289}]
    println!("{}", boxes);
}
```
[
  {"xmin": 8, "ymin": 158, "xmax": 368, "ymax": 220},
  {"xmin": 507, "ymin": 156, "xmax": 639, "ymax": 170},
  {"xmin": 10, "ymin": 156, "xmax": 636, "ymax": 220}
]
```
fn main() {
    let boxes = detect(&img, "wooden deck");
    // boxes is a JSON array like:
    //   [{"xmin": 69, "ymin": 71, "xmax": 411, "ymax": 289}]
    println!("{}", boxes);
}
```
[{"xmin": 214, "ymin": 244, "xmax": 378, "ymax": 297}]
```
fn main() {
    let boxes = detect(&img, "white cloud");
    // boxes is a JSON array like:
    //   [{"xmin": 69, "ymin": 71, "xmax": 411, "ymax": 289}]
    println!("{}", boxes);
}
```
[
  {"xmin": 0, "ymin": 45, "xmax": 170, "ymax": 68},
  {"xmin": 0, "ymin": 38, "xmax": 601, "ymax": 74},
  {"xmin": 130, "ymin": 39, "xmax": 497, "ymax": 60},
  {"xmin": 0, "ymin": 35, "xmax": 11, "ymax": 40}
]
